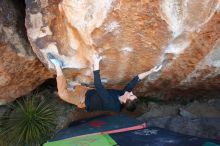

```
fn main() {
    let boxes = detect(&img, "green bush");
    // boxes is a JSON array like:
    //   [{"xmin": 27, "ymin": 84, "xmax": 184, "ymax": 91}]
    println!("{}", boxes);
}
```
[{"xmin": 0, "ymin": 94, "xmax": 58, "ymax": 146}]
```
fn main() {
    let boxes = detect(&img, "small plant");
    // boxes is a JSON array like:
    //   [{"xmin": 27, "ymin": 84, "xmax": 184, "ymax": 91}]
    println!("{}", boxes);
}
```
[{"xmin": 0, "ymin": 94, "xmax": 58, "ymax": 146}]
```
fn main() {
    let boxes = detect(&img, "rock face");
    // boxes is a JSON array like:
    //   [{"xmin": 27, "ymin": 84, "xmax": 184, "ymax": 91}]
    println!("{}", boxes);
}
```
[
  {"xmin": 0, "ymin": 0, "xmax": 52, "ymax": 104},
  {"xmin": 138, "ymin": 99, "xmax": 220, "ymax": 139},
  {"xmin": 25, "ymin": 0, "xmax": 220, "ymax": 99}
]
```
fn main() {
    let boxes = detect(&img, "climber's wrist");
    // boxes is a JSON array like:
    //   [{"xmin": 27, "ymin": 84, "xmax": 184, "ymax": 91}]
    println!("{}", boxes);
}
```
[
  {"xmin": 138, "ymin": 71, "xmax": 150, "ymax": 80},
  {"xmin": 93, "ymin": 64, "xmax": 99, "ymax": 71}
]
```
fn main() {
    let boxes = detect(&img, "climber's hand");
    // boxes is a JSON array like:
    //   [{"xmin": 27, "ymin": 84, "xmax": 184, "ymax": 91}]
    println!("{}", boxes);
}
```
[
  {"xmin": 92, "ymin": 54, "xmax": 102, "ymax": 71},
  {"xmin": 92, "ymin": 54, "xmax": 102, "ymax": 64},
  {"xmin": 138, "ymin": 65, "xmax": 162, "ymax": 80},
  {"xmin": 150, "ymin": 65, "xmax": 162, "ymax": 73}
]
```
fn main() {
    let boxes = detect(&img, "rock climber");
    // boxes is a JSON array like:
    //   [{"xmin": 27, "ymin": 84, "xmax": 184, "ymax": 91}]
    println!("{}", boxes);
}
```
[{"xmin": 47, "ymin": 53, "xmax": 162, "ymax": 112}]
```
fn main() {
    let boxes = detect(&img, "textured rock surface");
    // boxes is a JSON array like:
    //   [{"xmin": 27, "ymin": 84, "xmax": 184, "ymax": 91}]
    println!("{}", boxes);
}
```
[
  {"xmin": 0, "ymin": 0, "xmax": 52, "ymax": 104},
  {"xmin": 142, "ymin": 116, "xmax": 220, "ymax": 139},
  {"xmin": 138, "ymin": 99, "xmax": 220, "ymax": 139},
  {"xmin": 25, "ymin": 0, "xmax": 220, "ymax": 98}
]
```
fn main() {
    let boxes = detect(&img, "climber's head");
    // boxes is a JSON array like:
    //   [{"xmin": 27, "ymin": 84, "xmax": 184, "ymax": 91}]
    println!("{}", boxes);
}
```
[{"xmin": 119, "ymin": 91, "xmax": 139, "ymax": 112}]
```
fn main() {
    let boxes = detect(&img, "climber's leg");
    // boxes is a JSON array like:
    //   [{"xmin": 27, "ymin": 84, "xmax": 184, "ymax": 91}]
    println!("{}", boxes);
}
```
[{"xmin": 47, "ymin": 53, "xmax": 79, "ymax": 105}]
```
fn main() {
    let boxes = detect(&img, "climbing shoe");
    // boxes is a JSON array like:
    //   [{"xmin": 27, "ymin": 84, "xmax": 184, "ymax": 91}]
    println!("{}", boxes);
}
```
[{"xmin": 47, "ymin": 53, "xmax": 64, "ymax": 68}]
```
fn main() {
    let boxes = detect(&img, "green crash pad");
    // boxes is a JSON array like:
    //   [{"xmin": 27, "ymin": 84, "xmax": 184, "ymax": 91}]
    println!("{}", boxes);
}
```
[{"xmin": 43, "ymin": 134, "xmax": 117, "ymax": 146}]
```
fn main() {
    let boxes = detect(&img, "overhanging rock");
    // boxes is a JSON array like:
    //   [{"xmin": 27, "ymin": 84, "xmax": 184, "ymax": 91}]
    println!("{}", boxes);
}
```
[{"xmin": 25, "ymin": 0, "xmax": 220, "ymax": 98}]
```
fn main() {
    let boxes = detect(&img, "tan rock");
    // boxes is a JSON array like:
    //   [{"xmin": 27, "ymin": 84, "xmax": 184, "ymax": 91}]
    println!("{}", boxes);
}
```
[
  {"xmin": 25, "ymin": 0, "xmax": 220, "ymax": 99},
  {"xmin": 0, "ymin": 0, "xmax": 52, "ymax": 104},
  {"xmin": 0, "ymin": 44, "xmax": 52, "ymax": 104}
]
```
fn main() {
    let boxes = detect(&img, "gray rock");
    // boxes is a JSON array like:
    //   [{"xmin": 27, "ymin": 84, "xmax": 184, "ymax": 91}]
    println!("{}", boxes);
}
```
[
  {"xmin": 138, "ymin": 103, "xmax": 181, "ymax": 121},
  {"xmin": 183, "ymin": 100, "xmax": 220, "ymax": 118},
  {"xmin": 138, "ymin": 98, "xmax": 220, "ymax": 139},
  {"xmin": 142, "ymin": 116, "xmax": 220, "ymax": 139},
  {"xmin": 179, "ymin": 108, "xmax": 197, "ymax": 118}
]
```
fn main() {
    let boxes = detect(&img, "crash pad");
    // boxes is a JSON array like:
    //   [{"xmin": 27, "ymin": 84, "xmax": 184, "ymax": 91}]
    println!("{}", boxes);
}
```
[
  {"xmin": 50, "ymin": 114, "xmax": 146, "ymax": 141},
  {"xmin": 110, "ymin": 127, "xmax": 220, "ymax": 146},
  {"xmin": 44, "ymin": 134, "xmax": 117, "ymax": 146}
]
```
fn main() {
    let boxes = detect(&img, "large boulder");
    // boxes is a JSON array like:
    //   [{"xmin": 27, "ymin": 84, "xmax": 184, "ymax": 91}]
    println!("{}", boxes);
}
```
[
  {"xmin": 25, "ymin": 0, "xmax": 220, "ymax": 98},
  {"xmin": 0, "ymin": 0, "xmax": 52, "ymax": 104}
]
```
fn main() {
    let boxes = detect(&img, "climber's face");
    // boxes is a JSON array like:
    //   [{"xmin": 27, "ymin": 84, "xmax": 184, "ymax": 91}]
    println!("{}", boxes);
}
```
[{"xmin": 119, "ymin": 91, "xmax": 137, "ymax": 103}]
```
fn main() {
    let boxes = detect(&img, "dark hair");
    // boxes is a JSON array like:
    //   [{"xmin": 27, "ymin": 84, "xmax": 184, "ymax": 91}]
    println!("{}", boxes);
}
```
[{"xmin": 124, "ymin": 98, "xmax": 139, "ymax": 112}]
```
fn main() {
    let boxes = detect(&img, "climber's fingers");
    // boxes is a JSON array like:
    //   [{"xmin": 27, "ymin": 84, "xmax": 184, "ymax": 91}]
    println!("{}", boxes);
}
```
[
  {"xmin": 92, "ymin": 53, "xmax": 102, "ymax": 63},
  {"xmin": 151, "ymin": 65, "xmax": 162, "ymax": 72},
  {"xmin": 97, "ymin": 55, "xmax": 103, "ymax": 61}
]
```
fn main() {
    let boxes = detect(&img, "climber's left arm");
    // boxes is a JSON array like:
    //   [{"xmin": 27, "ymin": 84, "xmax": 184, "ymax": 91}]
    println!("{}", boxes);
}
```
[
  {"xmin": 138, "ymin": 65, "xmax": 162, "ymax": 80},
  {"xmin": 122, "ymin": 65, "xmax": 162, "ymax": 92}
]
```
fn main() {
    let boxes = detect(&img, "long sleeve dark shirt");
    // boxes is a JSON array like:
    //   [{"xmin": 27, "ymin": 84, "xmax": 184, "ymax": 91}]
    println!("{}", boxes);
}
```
[{"xmin": 85, "ymin": 70, "xmax": 141, "ymax": 112}]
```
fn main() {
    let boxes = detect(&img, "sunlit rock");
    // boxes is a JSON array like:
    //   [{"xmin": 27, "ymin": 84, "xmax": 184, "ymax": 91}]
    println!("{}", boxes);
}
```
[{"xmin": 25, "ymin": 0, "xmax": 220, "ymax": 98}]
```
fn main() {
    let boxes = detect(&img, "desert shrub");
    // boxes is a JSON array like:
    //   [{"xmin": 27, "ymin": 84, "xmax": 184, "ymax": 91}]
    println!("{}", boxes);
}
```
[{"xmin": 0, "ymin": 94, "xmax": 58, "ymax": 146}]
